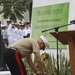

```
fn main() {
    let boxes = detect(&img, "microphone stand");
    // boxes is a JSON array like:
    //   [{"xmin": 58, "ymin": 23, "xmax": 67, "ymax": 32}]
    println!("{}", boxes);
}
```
[
  {"xmin": 42, "ymin": 21, "xmax": 75, "ymax": 75},
  {"xmin": 55, "ymin": 28, "xmax": 59, "ymax": 75},
  {"xmin": 42, "ymin": 23, "xmax": 71, "ymax": 33}
]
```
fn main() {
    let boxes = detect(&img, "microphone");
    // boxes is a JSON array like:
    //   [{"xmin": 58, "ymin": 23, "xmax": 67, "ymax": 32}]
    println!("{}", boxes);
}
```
[{"xmin": 70, "ymin": 20, "xmax": 75, "ymax": 24}]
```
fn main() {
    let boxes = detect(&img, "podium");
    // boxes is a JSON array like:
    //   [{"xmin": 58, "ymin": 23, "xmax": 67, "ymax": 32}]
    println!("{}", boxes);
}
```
[{"xmin": 50, "ymin": 30, "xmax": 75, "ymax": 75}]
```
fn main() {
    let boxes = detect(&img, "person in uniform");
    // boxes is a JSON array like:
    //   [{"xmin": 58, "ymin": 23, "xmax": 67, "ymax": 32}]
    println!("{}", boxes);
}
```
[
  {"xmin": 23, "ymin": 21, "xmax": 31, "ymax": 38},
  {"xmin": 12, "ymin": 24, "xmax": 18, "ymax": 43},
  {"xmin": 6, "ymin": 20, "xmax": 14, "ymax": 45},
  {"xmin": 19, "ymin": 24, "xmax": 24, "ymax": 39},
  {"xmin": 3, "ymin": 35, "xmax": 49, "ymax": 75},
  {"xmin": 16, "ymin": 24, "xmax": 23, "ymax": 40}
]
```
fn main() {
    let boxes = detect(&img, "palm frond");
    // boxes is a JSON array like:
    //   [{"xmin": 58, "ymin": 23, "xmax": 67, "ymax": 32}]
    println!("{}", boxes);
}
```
[
  {"xmin": 0, "ymin": 0, "xmax": 31, "ymax": 22},
  {"xmin": 9, "ymin": 12, "xmax": 17, "ymax": 23},
  {"xmin": 14, "ymin": 10, "xmax": 24, "ymax": 20}
]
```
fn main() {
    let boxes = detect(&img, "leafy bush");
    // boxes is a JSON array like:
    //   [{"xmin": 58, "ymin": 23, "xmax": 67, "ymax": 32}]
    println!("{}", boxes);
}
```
[{"xmin": 23, "ymin": 50, "xmax": 70, "ymax": 75}]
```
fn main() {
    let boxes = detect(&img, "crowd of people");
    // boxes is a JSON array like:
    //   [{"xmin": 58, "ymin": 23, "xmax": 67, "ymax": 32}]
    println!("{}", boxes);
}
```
[{"xmin": 1, "ymin": 20, "xmax": 31, "ymax": 46}]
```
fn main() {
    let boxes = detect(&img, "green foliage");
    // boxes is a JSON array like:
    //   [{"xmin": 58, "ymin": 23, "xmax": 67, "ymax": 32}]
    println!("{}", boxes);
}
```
[
  {"xmin": 59, "ymin": 50, "xmax": 70, "ymax": 75},
  {"xmin": 23, "ymin": 58, "xmax": 34, "ymax": 75},
  {"xmin": 41, "ymin": 50, "xmax": 70, "ymax": 75},
  {"xmin": 23, "ymin": 50, "xmax": 70, "ymax": 75},
  {"xmin": 0, "ymin": 0, "xmax": 31, "ymax": 22}
]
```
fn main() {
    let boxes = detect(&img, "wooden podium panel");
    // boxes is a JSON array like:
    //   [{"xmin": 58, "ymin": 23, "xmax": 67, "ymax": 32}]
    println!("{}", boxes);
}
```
[
  {"xmin": 50, "ymin": 30, "xmax": 75, "ymax": 45},
  {"xmin": 50, "ymin": 30, "xmax": 75, "ymax": 75}
]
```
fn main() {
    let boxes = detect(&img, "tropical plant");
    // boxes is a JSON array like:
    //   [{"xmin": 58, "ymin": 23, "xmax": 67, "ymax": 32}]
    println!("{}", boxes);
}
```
[
  {"xmin": 41, "ymin": 50, "xmax": 70, "ymax": 75},
  {"xmin": 59, "ymin": 50, "xmax": 70, "ymax": 75},
  {"xmin": 0, "ymin": 0, "xmax": 32, "ymax": 22},
  {"xmin": 23, "ymin": 50, "xmax": 70, "ymax": 75},
  {"xmin": 41, "ymin": 53, "xmax": 57, "ymax": 75},
  {"xmin": 23, "ymin": 58, "xmax": 34, "ymax": 75}
]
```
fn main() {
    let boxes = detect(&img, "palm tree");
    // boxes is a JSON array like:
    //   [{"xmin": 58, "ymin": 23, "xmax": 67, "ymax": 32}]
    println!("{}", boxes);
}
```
[{"xmin": 0, "ymin": 0, "xmax": 32, "ymax": 22}]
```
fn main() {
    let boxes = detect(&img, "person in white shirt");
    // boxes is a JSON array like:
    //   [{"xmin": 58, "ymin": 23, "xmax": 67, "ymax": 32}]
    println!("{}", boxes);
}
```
[
  {"xmin": 11, "ymin": 24, "xmax": 18, "ymax": 43},
  {"xmin": 19, "ymin": 24, "xmax": 24, "ymax": 39},
  {"xmin": 15, "ymin": 24, "xmax": 22, "ymax": 40},
  {"xmin": 6, "ymin": 20, "xmax": 14, "ymax": 45},
  {"xmin": 23, "ymin": 21, "xmax": 31, "ymax": 38}
]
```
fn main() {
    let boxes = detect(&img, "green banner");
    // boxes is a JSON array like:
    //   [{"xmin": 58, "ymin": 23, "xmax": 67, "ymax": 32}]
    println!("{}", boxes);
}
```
[{"xmin": 32, "ymin": 2, "xmax": 69, "ymax": 49}]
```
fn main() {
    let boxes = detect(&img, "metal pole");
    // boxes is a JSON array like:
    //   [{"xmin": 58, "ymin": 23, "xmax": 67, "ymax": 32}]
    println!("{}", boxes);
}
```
[{"xmin": 55, "ymin": 28, "xmax": 59, "ymax": 75}]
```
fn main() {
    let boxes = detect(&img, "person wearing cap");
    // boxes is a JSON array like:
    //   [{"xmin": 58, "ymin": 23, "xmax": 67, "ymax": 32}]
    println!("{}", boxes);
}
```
[
  {"xmin": 3, "ymin": 35, "xmax": 49, "ymax": 75},
  {"xmin": 6, "ymin": 19, "xmax": 14, "ymax": 45},
  {"xmin": 23, "ymin": 21, "xmax": 31, "ymax": 38}
]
